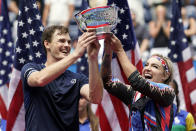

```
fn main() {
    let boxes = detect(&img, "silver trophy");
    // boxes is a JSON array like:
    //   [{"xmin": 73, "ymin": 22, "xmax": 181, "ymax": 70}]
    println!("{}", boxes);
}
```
[{"xmin": 74, "ymin": 6, "xmax": 119, "ymax": 39}]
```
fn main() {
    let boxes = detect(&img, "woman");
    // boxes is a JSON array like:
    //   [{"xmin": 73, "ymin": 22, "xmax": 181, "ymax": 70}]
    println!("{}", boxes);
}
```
[
  {"xmin": 79, "ymin": 97, "xmax": 99, "ymax": 131},
  {"xmin": 101, "ymin": 34, "xmax": 175, "ymax": 130}
]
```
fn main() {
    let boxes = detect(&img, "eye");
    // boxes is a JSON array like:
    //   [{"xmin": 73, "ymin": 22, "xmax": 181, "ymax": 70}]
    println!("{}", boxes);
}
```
[
  {"xmin": 153, "ymin": 65, "xmax": 158, "ymax": 69},
  {"xmin": 144, "ymin": 63, "xmax": 148, "ymax": 67},
  {"xmin": 59, "ymin": 39, "xmax": 66, "ymax": 43},
  {"xmin": 67, "ymin": 40, "xmax": 71, "ymax": 44}
]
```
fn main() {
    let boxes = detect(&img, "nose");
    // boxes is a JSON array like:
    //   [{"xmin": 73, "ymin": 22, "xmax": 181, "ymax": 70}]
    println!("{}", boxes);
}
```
[
  {"xmin": 64, "ymin": 41, "xmax": 70, "ymax": 47},
  {"xmin": 144, "ymin": 65, "xmax": 151, "ymax": 71}
]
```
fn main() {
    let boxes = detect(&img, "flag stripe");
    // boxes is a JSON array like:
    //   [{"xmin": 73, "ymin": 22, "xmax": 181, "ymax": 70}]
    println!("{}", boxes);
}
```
[
  {"xmin": 6, "ymin": 80, "xmax": 23, "ymax": 131},
  {"xmin": 96, "ymin": 104, "xmax": 112, "ymax": 131},
  {"xmin": 169, "ymin": 0, "xmax": 196, "ymax": 121},
  {"xmin": 0, "ymin": 95, "xmax": 7, "ymax": 119},
  {"xmin": 109, "ymin": 94, "xmax": 129, "ymax": 131}
]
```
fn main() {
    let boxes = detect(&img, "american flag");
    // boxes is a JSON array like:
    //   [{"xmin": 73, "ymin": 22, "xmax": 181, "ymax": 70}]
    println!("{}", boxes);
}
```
[
  {"xmin": 6, "ymin": 0, "xmax": 46, "ymax": 130},
  {"xmin": 0, "ymin": 0, "xmax": 14, "ymax": 122},
  {"xmin": 77, "ymin": 0, "xmax": 142, "ymax": 130},
  {"xmin": 168, "ymin": 0, "xmax": 196, "ymax": 121}
]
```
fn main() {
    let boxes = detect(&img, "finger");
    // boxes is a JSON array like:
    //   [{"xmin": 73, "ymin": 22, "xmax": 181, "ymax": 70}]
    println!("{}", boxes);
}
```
[
  {"xmin": 83, "ymin": 38, "xmax": 97, "ymax": 48},
  {"xmin": 86, "ymin": 28, "xmax": 96, "ymax": 32}
]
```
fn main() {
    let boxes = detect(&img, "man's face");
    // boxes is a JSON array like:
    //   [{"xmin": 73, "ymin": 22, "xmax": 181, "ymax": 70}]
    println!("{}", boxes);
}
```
[{"xmin": 47, "ymin": 30, "xmax": 71, "ymax": 60}]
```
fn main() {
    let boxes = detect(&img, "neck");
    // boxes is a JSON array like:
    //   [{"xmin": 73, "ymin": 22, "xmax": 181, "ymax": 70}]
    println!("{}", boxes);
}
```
[{"xmin": 79, "ymin": 109, "xmax": 88, "ymax": 124}]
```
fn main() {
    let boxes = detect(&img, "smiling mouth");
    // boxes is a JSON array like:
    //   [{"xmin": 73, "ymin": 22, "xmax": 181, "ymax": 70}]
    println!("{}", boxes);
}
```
[
  {"xmin": 144, "ymin": 74, "xmax": 152, "ymax": 79},
  {"xmin": 145, "ymin": 76, "xmax": 152, "ymax": 79}
]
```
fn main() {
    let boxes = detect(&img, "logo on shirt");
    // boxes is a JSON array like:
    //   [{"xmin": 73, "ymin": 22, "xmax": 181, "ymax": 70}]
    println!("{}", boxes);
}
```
[{"xmin": 71, "ymin": 79, "xmax": 76, "ymax": 84}]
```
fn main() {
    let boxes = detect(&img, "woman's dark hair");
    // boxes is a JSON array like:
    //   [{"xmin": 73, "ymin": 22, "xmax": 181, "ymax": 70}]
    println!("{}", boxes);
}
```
[{"xmin": 172, "ymin": 79, "xmax": 180, "ymax": 114}]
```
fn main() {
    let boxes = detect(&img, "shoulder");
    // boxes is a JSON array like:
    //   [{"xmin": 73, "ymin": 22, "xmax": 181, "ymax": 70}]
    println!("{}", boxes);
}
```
[
  {"xmin": 22, "ymin": 63, "xmax": 42, "ymax": 72},
  {"xmin": 21, "ymin": 63, "xmax": 43, "ymax": 79}
]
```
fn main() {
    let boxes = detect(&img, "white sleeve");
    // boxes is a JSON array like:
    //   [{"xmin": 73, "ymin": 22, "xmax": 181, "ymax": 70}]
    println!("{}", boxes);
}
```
[
  {"xmin": 44, "ymin": 0, "xmax": 51, "ymax": 5},
  {"xmin": 68, "ymin": 0, "xmax": 75, "ymax": 5}
]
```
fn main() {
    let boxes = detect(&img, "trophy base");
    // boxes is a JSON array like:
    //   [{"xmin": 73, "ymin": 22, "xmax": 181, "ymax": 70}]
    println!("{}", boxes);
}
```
[
  {"xmin": 96, "ymin": 26, "xmax": 112, "ymax": 40},
  {"xmin": 96, "ymin": 33, "xmax": 111, "ymax": 40}
]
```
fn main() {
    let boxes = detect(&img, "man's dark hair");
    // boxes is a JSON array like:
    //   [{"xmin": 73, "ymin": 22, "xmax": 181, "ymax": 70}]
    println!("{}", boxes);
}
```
[{"xmin": 41, "ymin": 25, "xmax": 69, "ymax": 53}]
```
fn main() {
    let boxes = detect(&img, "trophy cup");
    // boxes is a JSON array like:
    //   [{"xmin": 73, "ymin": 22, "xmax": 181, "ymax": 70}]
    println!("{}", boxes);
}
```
[{"xmin": 74, "ymin": 5, "xmax": 119, "ymax": 40}]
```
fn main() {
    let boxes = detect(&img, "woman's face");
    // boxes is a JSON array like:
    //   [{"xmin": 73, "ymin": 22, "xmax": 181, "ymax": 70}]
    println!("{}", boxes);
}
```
[{"xmin": 142, "ymin": 57, "xmax": 168, "ymax": 83}]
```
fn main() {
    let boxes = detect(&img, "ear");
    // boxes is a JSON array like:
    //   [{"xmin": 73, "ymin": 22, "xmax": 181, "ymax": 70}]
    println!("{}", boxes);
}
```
[
  {"xmin": 163, "ymin": 71, "xmax": 170, "ymax": 82},
  {"xmin": 44, "ymin": 40, "xmax": 50, "ymax": 51}
]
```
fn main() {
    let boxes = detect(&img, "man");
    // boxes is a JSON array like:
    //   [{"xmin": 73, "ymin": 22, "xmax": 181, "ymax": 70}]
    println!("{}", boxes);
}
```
[{"xmin": 21, "ymin": 25, "xmax": 103, "ymax": 131}]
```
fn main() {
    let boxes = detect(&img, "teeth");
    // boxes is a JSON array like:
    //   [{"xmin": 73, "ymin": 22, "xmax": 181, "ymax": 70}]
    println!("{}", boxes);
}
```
[{"xmin": 144, "ymin": 74, "xmax": 151, "ymax": 77}]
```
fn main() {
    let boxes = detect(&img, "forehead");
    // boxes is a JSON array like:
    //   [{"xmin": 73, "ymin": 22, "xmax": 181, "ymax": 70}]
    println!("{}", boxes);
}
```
[
  {"xmin": 52, "ymin": 30, "xmax": 70, "ymax": 40},
  {"xmin": 146, "ymin": 57, "xmax": 162, "ymax": 66}
]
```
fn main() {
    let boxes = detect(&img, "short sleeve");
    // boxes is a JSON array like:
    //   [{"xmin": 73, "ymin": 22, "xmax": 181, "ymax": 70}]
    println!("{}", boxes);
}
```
[
  {"xmin": 44, "ymin": 0, "xmax": 50, "ymax": 5},
  {"xmin": 186, "ymin": 113, "xmax": 196, "ymax": 131},
  {"xmin": 21, "ymin": 63, "xmax": 39, "ymax": 87},
  {"xmin": 78, "ymin": 73, "xmax": 88, "ymax": 89},
  {"xmin": 68, "ymin": 0, "xmax": 75, "ymax": 5}
]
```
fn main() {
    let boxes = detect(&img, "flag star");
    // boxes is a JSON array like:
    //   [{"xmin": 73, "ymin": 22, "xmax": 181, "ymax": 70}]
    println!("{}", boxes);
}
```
[
  {"xmin": 35, "ymin": 51, "xmax": 42, "ymax": 58},
  {"xmin": 170, "ymin": 27, "xmax": 174, "ymax": 32},
  {"xmin": 126, "ymin": 25, "xmax": 129, "ymax": 30},
  {"xmin": 80, "ymin": 66, "xmax": 85, "ymax": 71},
  {"xmin": 19, "ymin": 58, "xmax": 25, "ymax": 64},
  {"xmin": 39, "ymin": 26, "xmax": 44, "ymax": 31},
  {"xmin": 18, "ymin": 10, "xmax": 21, "ymax": 16},
  {"xmin": 36, "ymin": 14, "xmax": 41, "ymax": 20},
  {"xmin": 0, "ymin": 48, "xmax": 2, "ymax": 53},
  {"xmin": 77, "ymin": 58, "xmax": 82, "ymax": 62},
  {"xmin": 8, "ymin": 73, "xmax": 12, "ymax": 79},
  {"xmin": 3, "ymin": 29, "xmax": 8, "ymax": 35},
  {"xmin": 0, "ymin": 80, "xmax": 2, "ymax": 84},
  {"xmin": 0, "ymin": 70, "xmax": 5, "ymax": 75},
  {"xmin": 18, "ymin": 20, "xmax": 24, "ymax": 27},
  {"xmin": 5, "ymin": 51, "xmax": 11, "ymax": 56},
  {"xmin": 28, "ymin": 18, "xmax": 33, "ymax": 24},
  {"xmin": 182, "ymin": 38, "xmax": 187, "ymax": 43},
  {"xmin": 85, "ymin": 53, "xmax": 88, "ymax": 58},
  {"xmin": 122, "ymin": 33, "xmax": 128, "ymax": 39},
  {"xmin": 113, "ymin": 29, "xmax": 118, "ymax": 34},
  {"xmin": 8, "ymin": 42, "xmax": 13, "ymax": 47},
  {"xmin": 29, "ymin": 55, "xmax": 33, "ymax": 61},
  {"xmin": 2, "ymin": 60, "xmax": 8, "ymax": 66},
  {"xmin": 173, "ymin": 54, "xmax": 178, "ymax": 59},
  {"xmin": 33, "ymin": 40, "xmax": 39, "ymax": 47},
  {"xmin": 22, "ymin": 32, "xmax": 28, "ymax": 38},
  {"xmin": 111, "ymin": 2, "xmax": 116, "ymax": 7},
  {"xmin": 16, "ymin": 47, "xmax": 22, "ymax": 53},
  {"xmin": 117, "ymin": 18, "xmax": 122, "ymax": 24},
  {"xmin": 168, "ymin": 49, "xmax": 171, "ymax": 54},
  {"xmin": 25, "ymin": 43, "xmax": 30, "ymax": 49},
  {"xmin": 178, "ymin": 18, "xmax": 182, "ymax": 23},
  {"xmin": 176, "ymin": 0, "xmax": 179, "ymax": 3},
  {"xmin": 0, "ymin": 38, "xmax": 5, "ymax": 44},
  {"xmin": 171, "ymin": 41, "xmax": 176, "ymax": 45},
  {"xmin": 25, "ymin": 6, "xmax": 29, "ymax": 12},
  {"xmin": 33, "ymin": 3, "xmax": 38, "ymax": 9},
  {"xmin": 0, "ymin": 16, "xmax": 3, "ymax": 21},
  {"xmin": 120, "ymin": 8, "xmax": 125, "ymax": 14},
  {"xmin": 170, "ymin": 14, "xmax": 173, "ymax": 19},
  {"xmin": 29, "ymin": 29, "xmax": 35, "ymax": 35}
]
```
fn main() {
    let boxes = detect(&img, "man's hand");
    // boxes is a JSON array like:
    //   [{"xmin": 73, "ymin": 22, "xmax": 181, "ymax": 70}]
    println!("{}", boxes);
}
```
[{"xmin": 74, "ymin": 29, "xmax": 97, "ymax": 58}]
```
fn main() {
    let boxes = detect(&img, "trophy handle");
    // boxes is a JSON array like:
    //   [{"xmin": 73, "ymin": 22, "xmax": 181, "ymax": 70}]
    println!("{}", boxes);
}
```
[{"xmin": 74, "ymin": 13, "xmax": 87, "ymax": 33}]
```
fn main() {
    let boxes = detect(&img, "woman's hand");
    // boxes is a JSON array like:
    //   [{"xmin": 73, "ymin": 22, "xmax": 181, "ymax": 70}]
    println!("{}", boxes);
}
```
[{"xmin": 109, "ymin": 34, "xmax": 124, "ymax": 54}]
